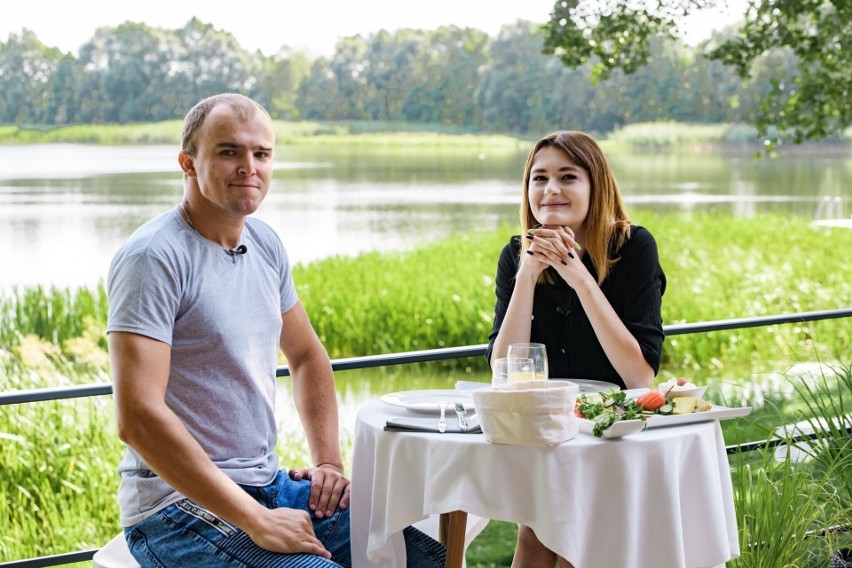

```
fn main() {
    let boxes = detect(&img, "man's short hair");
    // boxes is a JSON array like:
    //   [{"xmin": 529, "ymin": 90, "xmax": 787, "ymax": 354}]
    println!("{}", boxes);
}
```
[{"xmin": 181, "ymin": 94, "xmax": 271, "ymax": 155}]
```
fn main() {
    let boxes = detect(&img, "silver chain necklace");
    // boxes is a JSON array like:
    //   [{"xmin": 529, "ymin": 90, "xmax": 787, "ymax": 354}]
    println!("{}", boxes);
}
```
[{"xmin": 179, "ymin": 201, "xmax": 197, "ymax": 233}]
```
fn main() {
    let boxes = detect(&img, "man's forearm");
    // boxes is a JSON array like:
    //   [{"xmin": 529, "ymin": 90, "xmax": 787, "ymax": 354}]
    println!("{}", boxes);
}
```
[{"xmin": 290, "ymin": 354, "xmax": 344, "ymax": 470}]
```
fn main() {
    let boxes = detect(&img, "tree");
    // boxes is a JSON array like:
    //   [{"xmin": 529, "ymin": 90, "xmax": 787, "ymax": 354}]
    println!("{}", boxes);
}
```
[
  {"xmin": 0, "ymin": 30, "xmax": 66, "ymax": 123},
  {"xmin": 401, "ymin": 26, "xmax": 489, "ymax": 127},
  {"xmin": 541, "ymin": 0, "xmax": 851, "ymax": 148},
  {"xmin": 251, "ymin": 47, "xmax": 312, "ymax": 120}
]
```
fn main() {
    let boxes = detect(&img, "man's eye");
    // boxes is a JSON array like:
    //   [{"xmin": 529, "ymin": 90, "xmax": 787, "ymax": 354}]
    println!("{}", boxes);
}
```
[
  {"xmin": 256, "ymin": 152, "xmax": 270, "ymax": 159},
  {"xmin": 221, "ymin": 150, "xmax": 236, "ymax": 156}
]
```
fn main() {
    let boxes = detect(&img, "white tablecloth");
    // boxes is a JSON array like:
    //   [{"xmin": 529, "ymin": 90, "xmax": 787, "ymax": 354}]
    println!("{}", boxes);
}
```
[{"xmin": 351, "ymin": 400, "xmax": 740, "ymax": 568}]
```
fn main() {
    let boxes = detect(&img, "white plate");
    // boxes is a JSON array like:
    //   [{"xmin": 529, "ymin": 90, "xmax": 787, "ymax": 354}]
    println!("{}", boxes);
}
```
[
  {"xmin": 578, "ymin": 404, "xmax": 753, "ymax": 439},
  {"xmin": 553, "ymin": 378, "xmax": 620, "ymax": 394},
  {"xmin": 578, "ymin": 417, "xmax": 647, "ymax": 438},
  {"xmin": 645, "ymin": 404, "xmax": 751, "ymax": 427},
  {"xmin": 380, "ymin": 390, "xmax": 475, "ymax": 415},
  {"xmin": 660, "ymin": 385, "xmax": 709, "ymax": 400}
]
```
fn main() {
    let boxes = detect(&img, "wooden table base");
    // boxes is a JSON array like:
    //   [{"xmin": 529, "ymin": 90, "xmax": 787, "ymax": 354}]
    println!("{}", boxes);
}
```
[{"xmin": 438, "ymin": 510, "xmax": 468, "ymax": 568}]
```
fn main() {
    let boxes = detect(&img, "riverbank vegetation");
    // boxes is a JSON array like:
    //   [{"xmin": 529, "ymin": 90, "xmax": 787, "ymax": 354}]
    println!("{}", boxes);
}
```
[
  {"xmin": 2, "ymin": 212, "xmax": 851, "ymax": 564},
  {"xmin": 2, "ymin": 119, "xmax": 851, "ymax": 155}
]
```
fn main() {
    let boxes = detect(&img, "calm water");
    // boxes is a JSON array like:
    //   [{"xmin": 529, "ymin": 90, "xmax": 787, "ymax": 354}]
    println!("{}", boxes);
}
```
[{"xmin": 1, "ymin": 143, "xmax": 849, "ymax": 290}]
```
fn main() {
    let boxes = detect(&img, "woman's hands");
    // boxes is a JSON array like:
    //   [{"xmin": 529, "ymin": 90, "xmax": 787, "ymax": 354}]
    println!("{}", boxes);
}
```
[{"xmin": 525, "ymin": 226, "xmax": 588, "ymax": 288}]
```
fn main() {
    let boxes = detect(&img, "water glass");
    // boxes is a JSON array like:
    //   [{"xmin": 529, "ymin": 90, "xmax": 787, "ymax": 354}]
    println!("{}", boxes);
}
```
[
  {"xmin": 507, "ymin": 343, "xmax": 548, "ymax": 380},
  {"xmin": 491, "ymin": 357, "xmax": 509, "ymax": 386},
  {"xmin": 507, "ymin": 357, "xmax": 535, "ymax": 383}
]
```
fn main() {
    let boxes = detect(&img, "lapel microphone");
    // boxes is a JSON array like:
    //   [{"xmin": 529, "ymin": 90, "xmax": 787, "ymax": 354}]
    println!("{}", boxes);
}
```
[{"xmin": 226, "ymin": 245, "xmax": 248, "ymax": 263}]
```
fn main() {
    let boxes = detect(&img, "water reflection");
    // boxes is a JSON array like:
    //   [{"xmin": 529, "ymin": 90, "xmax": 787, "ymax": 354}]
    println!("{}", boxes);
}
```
[{"xmin": 1, "ymin": 144, "xmax": 849, "ymax": 290}]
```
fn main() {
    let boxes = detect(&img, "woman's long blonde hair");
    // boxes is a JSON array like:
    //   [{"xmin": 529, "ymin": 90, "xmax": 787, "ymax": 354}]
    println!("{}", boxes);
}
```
[{"xmin": 519, "ymin": 131, "xmax": 631, "ymax": 285}]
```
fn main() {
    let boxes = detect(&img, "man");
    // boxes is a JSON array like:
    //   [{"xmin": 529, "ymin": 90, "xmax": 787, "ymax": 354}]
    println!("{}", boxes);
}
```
[{"xmin": 107, "ymin": 93, "xmax": 444, "ymax": 567}]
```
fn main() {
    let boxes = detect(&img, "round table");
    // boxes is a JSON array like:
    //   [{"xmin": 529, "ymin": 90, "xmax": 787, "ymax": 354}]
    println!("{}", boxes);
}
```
[{"xmin": 350, "ymin": 400, "xmax": 739, "ymax": 568}]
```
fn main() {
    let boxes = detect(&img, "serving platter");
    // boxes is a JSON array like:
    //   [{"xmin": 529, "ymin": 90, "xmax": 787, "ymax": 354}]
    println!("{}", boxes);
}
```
[{"xmin": 578, "ymin": 404, "xmax": 752, "ymax": 439}]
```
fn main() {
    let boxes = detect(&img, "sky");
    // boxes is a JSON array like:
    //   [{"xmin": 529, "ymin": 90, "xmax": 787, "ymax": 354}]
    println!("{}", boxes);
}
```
[{"xmin": 2, "ymin": 0, "xmax": 745, "ymax": 57}]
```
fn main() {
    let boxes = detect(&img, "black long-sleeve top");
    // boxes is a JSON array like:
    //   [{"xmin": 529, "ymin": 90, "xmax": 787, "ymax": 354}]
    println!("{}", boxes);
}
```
[{"xmin": 486, "ymin": 225, "xmax": 666, "ymax": 390}]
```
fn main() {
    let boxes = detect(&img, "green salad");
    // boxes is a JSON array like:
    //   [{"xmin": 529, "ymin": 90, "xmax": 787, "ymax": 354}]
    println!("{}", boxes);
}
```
[{"xmin": 575, "ymin": 390, "xmax": 673, "ymax": 437}]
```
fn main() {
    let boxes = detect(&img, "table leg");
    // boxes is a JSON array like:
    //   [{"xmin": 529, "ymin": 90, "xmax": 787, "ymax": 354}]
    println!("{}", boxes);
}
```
[{"xmin": 439, "ymin": 510, "xmax": 468, "ymax": 568}]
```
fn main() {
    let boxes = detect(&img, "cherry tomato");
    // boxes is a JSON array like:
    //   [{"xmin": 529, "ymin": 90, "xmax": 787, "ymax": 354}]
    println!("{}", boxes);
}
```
[{"xmin": 636, "ymin": 391, "xmax": 666, "ymax": 411}]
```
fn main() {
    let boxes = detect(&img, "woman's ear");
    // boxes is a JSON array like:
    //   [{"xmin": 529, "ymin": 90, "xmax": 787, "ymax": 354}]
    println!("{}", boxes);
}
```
[{"xmin": 178, "ymin": 151, "xmax": 196, "ymax": 177}]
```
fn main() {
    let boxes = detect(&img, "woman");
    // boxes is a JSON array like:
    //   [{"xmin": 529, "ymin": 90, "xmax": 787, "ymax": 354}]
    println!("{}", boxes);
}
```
[{"xmin": 486, "ymin": 131, "xmax": 666, "ymax": 566}]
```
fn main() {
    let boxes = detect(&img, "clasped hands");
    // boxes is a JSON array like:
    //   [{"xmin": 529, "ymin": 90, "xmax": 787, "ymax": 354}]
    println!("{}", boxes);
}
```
[{"xmin": 525, "ymin": 225, "xmax": 586, "ymax": 285}]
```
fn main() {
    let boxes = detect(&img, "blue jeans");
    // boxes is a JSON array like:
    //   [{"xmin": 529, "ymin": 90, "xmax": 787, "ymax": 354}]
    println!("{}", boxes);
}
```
[{"xmin": 124, "ymin": 470, "xmax": 445, "ymax": 567}]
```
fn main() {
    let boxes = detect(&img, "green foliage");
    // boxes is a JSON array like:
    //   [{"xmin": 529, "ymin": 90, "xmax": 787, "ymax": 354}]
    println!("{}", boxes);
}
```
[
  {"xmin": 708, "ymin": 0, "xmax": 851, "ymax": 149},
  {"xmin": 649, "ymin": 213, "xmax": 851, "ymax": 374},
  {"xmin": 0, "ymin": 356, "xmax": 123, "ymax": 561},
  {"xmin": 292, "ymin": 229, "xmax": 510, "ymax": 366},
  {"xmin": 606, "ymin": 121, "xmax": 738, "ymax": 149},
  {"xmin": 542, "ymin": 0, "xmax": 708, "ymax": 78},
  {"xmin": 1, "ymin": 286, "xmax": 108, "ymax": 350},
  {"xmin": 5, "ymin": 15, "xmax": 849, "ymax": 143},
  {"xmin": 728, "ymin": 363, "xmax": 852, "ymax": 568},
  {"xmin": 542, "ymin": 0, "xmax": 851, "ymax": 149}
]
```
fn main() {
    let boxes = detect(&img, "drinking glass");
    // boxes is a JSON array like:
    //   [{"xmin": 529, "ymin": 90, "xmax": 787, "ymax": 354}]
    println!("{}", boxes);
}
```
[
  {"xmin": 507, "ymin": 343, "xmax": 549, "ymax": 380},
  {"xmin": 507, "ymin": 357, "xmax": 535, "ymax": 383},
  {"xmin": 491, "ymin": 357, "xmax": 509, "ymax": 386}
]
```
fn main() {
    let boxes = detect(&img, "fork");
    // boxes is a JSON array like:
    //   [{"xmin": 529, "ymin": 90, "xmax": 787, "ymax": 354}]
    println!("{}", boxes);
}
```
[
  {"xmin": 454, "ymin": 402, "xmax": 469, "ymax": 431},
  {"xmin": 437, "ymin": 401, "xmax": 448, "ymax": 433}
]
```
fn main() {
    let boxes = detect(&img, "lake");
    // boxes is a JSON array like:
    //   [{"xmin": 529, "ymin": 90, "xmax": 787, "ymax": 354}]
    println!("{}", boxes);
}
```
[{"xmin": 1, "ymin": 143, "xmax": 849, "ymax": 291}]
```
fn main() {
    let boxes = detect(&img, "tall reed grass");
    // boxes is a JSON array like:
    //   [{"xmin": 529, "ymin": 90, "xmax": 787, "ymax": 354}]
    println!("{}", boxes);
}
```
[{"xmin": 727, "ymin": 363, "xmax": 852, "ymax": 568}]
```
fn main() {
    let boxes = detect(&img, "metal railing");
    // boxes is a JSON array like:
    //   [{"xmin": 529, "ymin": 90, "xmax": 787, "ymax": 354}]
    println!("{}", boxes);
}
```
[{"xmin": 1, "ymin": 307, "xmax": 850, "ymax": 567}]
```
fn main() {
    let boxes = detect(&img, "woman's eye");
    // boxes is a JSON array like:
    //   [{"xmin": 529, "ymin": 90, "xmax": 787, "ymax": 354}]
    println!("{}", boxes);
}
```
[{"xmin": 532, "ymin": 175, "xmax": 547, "ymax": 182}]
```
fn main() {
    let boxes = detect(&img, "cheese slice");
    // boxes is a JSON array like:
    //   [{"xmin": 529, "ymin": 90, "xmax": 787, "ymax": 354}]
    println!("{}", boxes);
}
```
[{"xmin": 671, "ymin": 397, "xmax": 697, "ymax": 414}]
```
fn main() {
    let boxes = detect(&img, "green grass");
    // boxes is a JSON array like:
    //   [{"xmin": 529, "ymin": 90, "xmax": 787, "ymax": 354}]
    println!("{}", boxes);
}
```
[
  {"xmin": 1, "ymin": 211, "xmax": 851, "ymax": 563},
  {"xmin": 0, "ymin": 119, "xmax": 527, "ymax": 150}
]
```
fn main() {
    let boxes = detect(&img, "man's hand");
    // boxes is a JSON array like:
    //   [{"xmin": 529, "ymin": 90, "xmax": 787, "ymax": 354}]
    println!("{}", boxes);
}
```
[
  {"xmin": 289, "ymin": 464, "xmax": 351, "ymax": 519},
  {"xmin": 246, "ymin": 507, "xmax": 331, "ymax": 558}
]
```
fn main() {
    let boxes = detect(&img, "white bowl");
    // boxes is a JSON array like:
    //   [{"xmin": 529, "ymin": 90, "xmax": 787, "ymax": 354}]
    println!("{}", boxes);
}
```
[{"xmin": 657, "ymin": 381, "xmax": 707, "ymax": 401}]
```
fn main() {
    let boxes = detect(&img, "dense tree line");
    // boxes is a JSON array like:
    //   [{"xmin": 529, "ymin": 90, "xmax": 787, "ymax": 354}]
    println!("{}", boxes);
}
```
[
  {"xmin": 0, "ymin": 16, "xmax": 804, "ymax": 137},
  {"xmin": 543, "ymin": 0, "xmax": 850, "ymax": 147}
]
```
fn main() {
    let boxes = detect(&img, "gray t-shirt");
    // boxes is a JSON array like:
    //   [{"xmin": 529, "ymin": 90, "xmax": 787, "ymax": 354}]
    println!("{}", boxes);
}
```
[{"xmin": 106, "ymin": 207, "xmax": 298, "ymax": 526}]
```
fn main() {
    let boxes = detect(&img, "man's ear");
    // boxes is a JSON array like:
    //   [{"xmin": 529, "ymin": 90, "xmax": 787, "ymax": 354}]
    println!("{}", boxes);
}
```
[{"xmin": 178, "ymin": 151, "xmax": 196, "ymax": 177}]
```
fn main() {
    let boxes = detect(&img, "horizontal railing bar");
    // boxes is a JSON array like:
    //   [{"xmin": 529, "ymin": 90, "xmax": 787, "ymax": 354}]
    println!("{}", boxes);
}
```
[
  {"xmin": 726, "ymin": 426, "xmax": 852, "ymax": 455},
  {"xmin": 662, "ymin": 308, "xmax": 852, "ymax": 336},
  {"xmin": 0, "ymin": 383, "xmax": 113, "ymax": 406},
  {"xmin": 0, "ymin": 549, "xmax": 97, "ymax": 567},
  {"xmin": 2, "ymin": 308, "xmax": 850, "ymax": 405}
]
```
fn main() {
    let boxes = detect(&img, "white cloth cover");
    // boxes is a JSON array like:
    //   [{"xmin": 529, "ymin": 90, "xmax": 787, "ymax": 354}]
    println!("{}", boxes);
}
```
[
  {"xmin": 351, "ymin": 400, "xmax": 740, "ymax": 568},
  {"xmin": 473, "ymin": 380, "xmax": 579, "ymax": 447}
]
